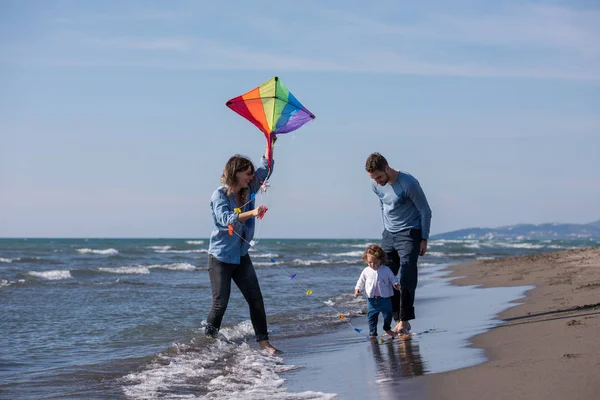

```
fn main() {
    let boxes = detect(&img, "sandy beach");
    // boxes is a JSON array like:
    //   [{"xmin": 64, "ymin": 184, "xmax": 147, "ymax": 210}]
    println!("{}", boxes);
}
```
[{"xmin": 424, "ymin": 247, "xmax": 600, "ymax": 400}]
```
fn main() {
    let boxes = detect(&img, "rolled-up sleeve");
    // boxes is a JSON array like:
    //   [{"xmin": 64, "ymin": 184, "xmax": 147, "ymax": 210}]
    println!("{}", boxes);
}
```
[
  {"xmin": 250, "ymin": 156, "xmax": 274, "ymax": 193},
  {"xmin": 211, "ymin": 189, "xmax": 238, "ymax": 227}
]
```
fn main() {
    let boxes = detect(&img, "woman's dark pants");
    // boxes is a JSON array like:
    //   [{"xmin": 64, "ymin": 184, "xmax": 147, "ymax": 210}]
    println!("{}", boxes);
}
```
[{"xmin": 205, "ymin": 254, "xmax": 269, "ymax": 342}]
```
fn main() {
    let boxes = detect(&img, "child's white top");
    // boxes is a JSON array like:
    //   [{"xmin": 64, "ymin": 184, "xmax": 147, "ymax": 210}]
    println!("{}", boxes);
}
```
[{"xmin": 355, "ymin": 265, "xmax": 398, "ymax": 298}]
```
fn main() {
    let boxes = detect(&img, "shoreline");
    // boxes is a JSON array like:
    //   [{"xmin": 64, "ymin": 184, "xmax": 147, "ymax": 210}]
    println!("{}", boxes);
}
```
[
  {"xmin": 279, "ymin": 262, "xmax": 534, "ymax": 399},
  {"xmin": 422, "ymin": 246, "xmax": 600, "ymax": 400}
]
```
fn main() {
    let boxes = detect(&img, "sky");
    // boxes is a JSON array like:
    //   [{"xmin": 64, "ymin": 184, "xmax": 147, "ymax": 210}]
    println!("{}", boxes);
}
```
[{"xmin": 1, "ymin": 0, "xmax": 599, "ymax": 238}]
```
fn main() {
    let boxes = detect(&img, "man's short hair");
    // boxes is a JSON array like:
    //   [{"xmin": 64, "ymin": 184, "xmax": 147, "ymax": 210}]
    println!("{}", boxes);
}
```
[{"xmin": 365, "ymin": 152, "xmax": 388, "ymax": 173}]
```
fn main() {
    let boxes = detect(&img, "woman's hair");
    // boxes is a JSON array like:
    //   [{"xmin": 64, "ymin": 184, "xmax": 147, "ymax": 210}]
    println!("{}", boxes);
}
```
[
  {"xmin": 361, "ymin": 244, "xmax": 388, "ymax": 264},
  {"xmin": 221, "ymin": 155, "xmax": 255, "ymax": 204},
  {"xmin": 365, "ymin": 152, "xmax": 388, "ymax": 173}
]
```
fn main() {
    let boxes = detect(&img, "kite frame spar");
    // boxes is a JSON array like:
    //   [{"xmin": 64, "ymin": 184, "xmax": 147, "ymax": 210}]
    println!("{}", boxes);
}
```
[{"xmin": 225, "ymin": 76, "xmax": 315, "ymax": 167}]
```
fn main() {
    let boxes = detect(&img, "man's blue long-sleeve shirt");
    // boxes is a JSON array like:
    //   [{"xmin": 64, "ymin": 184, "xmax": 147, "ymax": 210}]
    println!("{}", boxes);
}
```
[
  {"xmin": 208, "ymin": 156, "xmax": 273, "ymax": 264},
  {"xmin": 372, "ymin": 171, "xmax": 432, "ymax": 240}
]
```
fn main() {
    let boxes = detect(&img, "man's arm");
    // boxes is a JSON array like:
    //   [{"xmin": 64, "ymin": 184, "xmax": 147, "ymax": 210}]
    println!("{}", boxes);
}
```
[{"xmin": 406, "ymin": 179, "xmax": 432, "ymax": 256}]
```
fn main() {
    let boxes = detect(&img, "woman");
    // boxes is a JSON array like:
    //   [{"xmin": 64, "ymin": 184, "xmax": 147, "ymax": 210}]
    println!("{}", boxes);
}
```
[{"xmin": 205, "ymin": 137, "xmax": 281, "ymax": 355}]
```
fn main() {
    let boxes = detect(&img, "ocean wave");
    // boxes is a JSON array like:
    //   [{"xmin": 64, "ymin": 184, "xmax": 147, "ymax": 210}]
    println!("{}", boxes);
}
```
[
  {"xmin": 493, "ymin": 243, "xmax": 545, "ymax": 249},
  {"xmin": 147, "ymin": 263, "xmax": 196, "ymax": 271},
  {"xmin": 253, "ymin": 261, "xmax": 282, "ymax": 267},
  {"xmin": 432, "ymin": 239, "xmax": 478, "ymax": 244},
  {"xmin": 319, "ymin": 251, "xmax": 363, "ymax": 257},
  {"xmin": 292, "ymin": 259, "xmax": 332, "ymax": 266},
  {"xmin": 147, "ymin": 245, "xmax": 171, "ymax": 251},
  {"xmin": 154, "ymin": 249, "xmax": 208, "ymax": 254},
  {"xmin": 0, "ymin": 257, "xmax": 13, "ymax": 263},
  {"xmin": 77, "ymin": 248, "xmax": 119, "ymax": 255},
  {"xmin": 98, "ymin": 266, "xmax": 150, "ymax": 275},
  {"xmin": 0, "ymin": 278, "xmax": 28, "ymax": 288},
  {"xmin": 252, "ymin": 252, "xmax": 279, "ymax": 258},
  {"xmin": 186, "ymin": 240, "xmax": 205, "ymax": 245},
  {"xmin": 121, "ymin": 323, "xmax": 335, "ymax": 400},
  {"xmin": 27, "ymin": 270, "xmax": 72, "ymax": 280},
  {"xmin": 426, "ymin": 252, "xmax": 446, "ymax": 257}
]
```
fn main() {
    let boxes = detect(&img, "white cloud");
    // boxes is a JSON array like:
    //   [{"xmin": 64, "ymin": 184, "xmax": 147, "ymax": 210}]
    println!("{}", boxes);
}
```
[{"xmin": 2, "ymin": 3, "xmax": 600, "ymax": 81}]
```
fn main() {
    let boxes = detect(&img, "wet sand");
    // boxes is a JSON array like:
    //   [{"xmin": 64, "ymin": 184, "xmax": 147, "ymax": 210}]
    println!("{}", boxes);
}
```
[
  {"xmin": 424, "ymin": 247, "xmax": 600, "ymax": 400},
  {"xmin": 280, "ymin": 264, "xmax": 532, "ymax": 399}
]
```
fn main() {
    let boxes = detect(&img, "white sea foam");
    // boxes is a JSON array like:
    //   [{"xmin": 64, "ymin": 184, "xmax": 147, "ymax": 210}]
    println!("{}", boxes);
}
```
[
  {"xmin": 434, "ymin": 239, "xmax": 479, "ymax": 244},
  {"xmin": 252, "ymin": 252, "xmax": 278, "ymax": 258},
  {"xmin": 0, "ymin": 279, "xmax": 24, "ymax": 288},
  {"xmin": 450, "ymin": 253, "xmax": 476, "ymax": 257},
  {"xmin": 419, "ymin": 262, "xmax": 440, "ymax": 267},
  {"xmin": 319, "ymin": 251, "xmax": 363, "ymax": 257},
  {"xmin": 98, "ymin": 266, "xmax": 150, "ymax": 275},
  {"xmin": 147, "ymin": 263, "xmax": 196, "ymax": 271},
  {"xmin": 77, "ymin": 248, "xmax": 119, "ymax": 255},
  {"xmin": 155, "ymin": 249, "xmax": 208, "ymax": 254},
  {"xmin": 28, "ymin": 270, "xmax": 72, "ymax": 280},
  {"xmin": 476, "ymin": 257, "xmax": 496, "ymax": 260},
  {"xmin": 148, "ymin": 245, "xmax": 172, "ymax": 251},
  {"xmin": 292, "ymin": 259, "xmax": 331, "ymax": 266},
  {"xmin": 186, "ymin": 240, "xmax": 204, "ymax": 245},
  {"xmin": 253, "ymin": 261, "xmax": 282, "ymax": 267},
  {"xmin": 0, "ymin": 257, "xmax": 13, "ymax": 263},
  {"xmin": 122, "ymin": 321, "xmax": 336, "ymax": 399},
  {"xmin": 494, "ymin": 242, "xmax": 544, "ymax": 249},
  {"xmin": 426, "ymin": 252, "xmax": 446, "ymax": 257}
]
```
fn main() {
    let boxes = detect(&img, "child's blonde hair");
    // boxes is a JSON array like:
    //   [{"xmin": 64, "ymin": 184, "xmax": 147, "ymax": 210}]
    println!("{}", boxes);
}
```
[{"xmin": 361, "ymin": 244, "xmax": 388, "ymax": 265}]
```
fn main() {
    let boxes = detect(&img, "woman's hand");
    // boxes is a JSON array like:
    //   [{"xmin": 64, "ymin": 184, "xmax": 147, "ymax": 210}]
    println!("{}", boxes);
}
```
[{"xmin": 253, "ymin": 205, "xmax": 267, "ymax": 218}]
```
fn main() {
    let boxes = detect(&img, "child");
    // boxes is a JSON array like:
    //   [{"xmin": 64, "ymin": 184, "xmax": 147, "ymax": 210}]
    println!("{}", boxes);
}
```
[{"xmin": 354, "ymin": 244, "xmax": 401, "ymax": 339}]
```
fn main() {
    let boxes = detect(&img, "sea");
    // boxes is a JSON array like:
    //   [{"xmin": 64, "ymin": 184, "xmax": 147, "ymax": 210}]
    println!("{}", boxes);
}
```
[{"xmin": 1, "ymin": 237, "xmax": 597, "ymax": 399}]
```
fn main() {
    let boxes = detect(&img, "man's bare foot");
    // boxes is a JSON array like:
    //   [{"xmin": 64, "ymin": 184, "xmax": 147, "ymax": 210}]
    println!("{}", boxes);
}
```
[
  {"xmin": 259, "ymin": 340, "xmax": 283, "ymax": 355},
  {"xmin": 392, "ymin": 320, "xmax": 412, "ymax": 334},
  {"xmin": 401, "ymin": 320, "xmax": 411, "ymax": 332},
  {"xmin": 384, "ymin": 330, "xmax": 397, "ymax": 338}
]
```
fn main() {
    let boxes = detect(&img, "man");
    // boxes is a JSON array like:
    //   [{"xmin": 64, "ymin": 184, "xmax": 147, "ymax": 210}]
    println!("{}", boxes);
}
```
[{"xmin": 365, "ymin": 152, "xmax": 432, "ymax": 334}]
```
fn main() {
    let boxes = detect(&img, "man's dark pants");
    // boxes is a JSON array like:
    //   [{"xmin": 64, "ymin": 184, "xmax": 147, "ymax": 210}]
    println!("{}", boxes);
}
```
[{"xmin": 381, "ymin": 228, "xmax": 421, "ymax": 322}]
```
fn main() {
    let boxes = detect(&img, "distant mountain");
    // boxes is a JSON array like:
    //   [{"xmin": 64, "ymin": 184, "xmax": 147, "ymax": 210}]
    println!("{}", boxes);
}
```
[{"xmin": 432, "ymin": 220, "xmax": 600, "ymax": 240}]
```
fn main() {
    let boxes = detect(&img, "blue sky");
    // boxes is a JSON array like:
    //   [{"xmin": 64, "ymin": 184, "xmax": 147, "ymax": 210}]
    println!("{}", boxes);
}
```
[{"xmin": 1, "ymin": 0, "xmax": 599, "ymax": 238}]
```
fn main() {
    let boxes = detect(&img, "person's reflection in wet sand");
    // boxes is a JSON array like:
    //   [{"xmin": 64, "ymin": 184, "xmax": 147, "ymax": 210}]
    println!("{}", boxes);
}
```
[{"xmin": 370, "ymin": 337, "xmax": 427, "ymax": 399}]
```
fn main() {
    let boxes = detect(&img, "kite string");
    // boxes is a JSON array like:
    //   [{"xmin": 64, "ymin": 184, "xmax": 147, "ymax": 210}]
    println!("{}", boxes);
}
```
[{"xmin": 229, "ymin": 227, "xmax": 365, "ymax": 336}]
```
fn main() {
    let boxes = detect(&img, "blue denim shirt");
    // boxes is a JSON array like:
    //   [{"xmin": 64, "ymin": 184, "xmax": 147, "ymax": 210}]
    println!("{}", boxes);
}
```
[{"xmin": 208, "ymin": 156, "xmax": 273, "ymax": 264}]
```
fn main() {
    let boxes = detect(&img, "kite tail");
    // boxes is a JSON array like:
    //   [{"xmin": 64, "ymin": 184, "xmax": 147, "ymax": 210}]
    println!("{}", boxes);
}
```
[{"xmin": 266, "ymin": 133, "xmax": 274, "ymax": 169}]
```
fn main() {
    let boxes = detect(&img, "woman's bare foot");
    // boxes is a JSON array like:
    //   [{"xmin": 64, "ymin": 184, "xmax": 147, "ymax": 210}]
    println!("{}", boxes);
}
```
[{"xmin": 259, "ymin": 340, "xmax": 283, "ymax": 355}]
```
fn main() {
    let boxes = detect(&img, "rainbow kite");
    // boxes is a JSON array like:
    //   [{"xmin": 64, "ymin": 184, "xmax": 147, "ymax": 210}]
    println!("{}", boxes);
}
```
[{"xmin": 226, "ymin": 76, "xmax": 315, "ymax": 167}]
